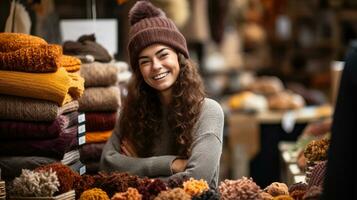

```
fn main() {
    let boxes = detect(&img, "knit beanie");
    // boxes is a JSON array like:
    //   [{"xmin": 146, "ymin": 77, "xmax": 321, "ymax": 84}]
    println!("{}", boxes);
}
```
[{"xmin": 128, "ymin": 0, "xmax": 189, "ymax": 70}]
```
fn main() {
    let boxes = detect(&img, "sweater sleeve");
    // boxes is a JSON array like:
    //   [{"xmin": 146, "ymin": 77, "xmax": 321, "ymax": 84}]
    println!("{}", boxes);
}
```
[
  {"xmin": 99, "ymin": 130, "xmax": 177, "ymax": 177},
  {"xmin": 169, "ymin": 98, "xmax": 224, "ymax": 186}
]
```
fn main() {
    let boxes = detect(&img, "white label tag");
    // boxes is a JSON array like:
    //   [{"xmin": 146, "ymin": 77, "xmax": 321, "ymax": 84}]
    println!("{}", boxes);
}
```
[
  {"xmin": 78, "ymin": 113, "xmax": 85, "ymax": 123},
  {"xmin": 289, "ymin": 164, "xmax": 301, "ymax": 174},
  {"xmin": 282, "ymin": 111, "xmax": 296, "ymax": 133},
  {"xmin": 78, "ymin": 124, "xmax": 86, "ymax": 135},
  {"xmin": 78, "ymin": 135, "xmax": 86, "ymax": 145},
  {"xmin": 79, "ymin": 165, "xmax": 86, "ymax": 175}
]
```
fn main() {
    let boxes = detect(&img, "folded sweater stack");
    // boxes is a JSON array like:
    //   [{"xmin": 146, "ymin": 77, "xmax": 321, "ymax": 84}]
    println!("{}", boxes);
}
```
[
  {"xmin": 0, "ymin": 33, "xmax": 86, "ymax": 180},
  {"xmin": 62, "ymin": 35, "xmax": 121, "ymax": 174}
]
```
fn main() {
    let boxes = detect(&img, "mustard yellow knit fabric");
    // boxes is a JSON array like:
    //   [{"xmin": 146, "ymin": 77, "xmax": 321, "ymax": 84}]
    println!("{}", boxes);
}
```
[
  {"xmin": 0, "ymin": 32, "xmax": 47, "ymax": 52},
  {"xmin": 86, "ymin": 130, "xmax": 112, "ymax": 143},
  {"xmin": 60, "ymin": 55, "xmax": 81, "ymax": 72},
  {"xmin": 0, "ymin": 67, "xmax": 84, "ymax": 106},
  {"xmin": 0, "ymin": 44, "xmax": 62, "ymax": 72}
]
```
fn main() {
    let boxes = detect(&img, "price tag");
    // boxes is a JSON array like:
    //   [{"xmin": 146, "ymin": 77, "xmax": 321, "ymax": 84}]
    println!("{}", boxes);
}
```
[
  {"xmin": 78, "ymin": 124, "xmax": 86, "ymax": 135},
  {"xmin": 78, "ymin": 135, "xmax": 86, "ymax": 146},
  {"xmin": 79, "ymin": 165, "xmax": 86, "ymax": 175},
  {"xmin": 78, "ymin": 113, "xmax": 85, "ymax": 123},
  {"xmin": 282, "ymin": 111, "xmax": 296, "ymax": 133}
]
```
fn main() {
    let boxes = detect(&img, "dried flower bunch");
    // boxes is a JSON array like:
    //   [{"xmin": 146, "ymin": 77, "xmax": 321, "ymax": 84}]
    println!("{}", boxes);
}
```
[
  {"xmin": 111, "ymin": 187, "xmax": 142, "ymax": 200},
  {"xmin": 93, "ymin": 172, "xmax": 141, "ymax": 197},
  {"xmin": 73, "ymin": 174, "xmax": 96, "ymax": 199},
  {"xmin": 288, "ymin": 182, "xmax": 308, "ymax": 200},
  {"xmin": 137, "ymin": 179, "xmax": 167, "ymax": 200},
  {"xmin": 264, "ymin": 182, "xmax": 289, "ymax": 197},
  {"xmin": 154, "ymin": 188, "xmax": 191, "ymax": 200},
  {"xmin": 304, "ymin": 138, "xmax": 330, "ymax": 162},
  {"xmin": 219, "ymin": 177, "xmax": 262, "ymax": 200},
  {"xmin": 183, "ymin": 178, "xmax": 209, "ymax": 197},
  {"xmin": 79, "ymin": 188, "xmax": 110, "ymax": 200},
  {"xmin": 10, "ymin": 169, "xmax": 60, "ymax": 197},
  {"xmin": 35, "ymin": 163, "xmax": 80, "ymax": 194}
]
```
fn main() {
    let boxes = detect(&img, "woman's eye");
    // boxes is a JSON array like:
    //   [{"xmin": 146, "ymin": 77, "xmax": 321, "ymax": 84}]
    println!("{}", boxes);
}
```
[
  {"xmin": 139, "ymin": 60, "xmax": 149, "ymax": 65},
  {"xmin": 159, "ymin": 53, "xmax": 168, "ymax": 59}
]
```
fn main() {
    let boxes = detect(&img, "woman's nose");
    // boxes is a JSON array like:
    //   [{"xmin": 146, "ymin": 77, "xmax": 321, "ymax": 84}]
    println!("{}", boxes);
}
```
[{"xmin": 152, "ymin": 57, "xmax": 162, "ymax": 70}]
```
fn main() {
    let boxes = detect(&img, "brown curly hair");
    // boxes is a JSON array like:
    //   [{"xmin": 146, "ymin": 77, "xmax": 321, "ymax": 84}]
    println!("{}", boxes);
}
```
[{"xmin": 119, "ymin": 53, "xmax": 205, "ymax": 157}]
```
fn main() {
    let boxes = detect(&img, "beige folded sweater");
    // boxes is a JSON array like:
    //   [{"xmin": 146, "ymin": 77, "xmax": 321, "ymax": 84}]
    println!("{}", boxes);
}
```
[
  {"xmin": 80, "ymin": 62, "xmax": 118, "ymax": 87},
  {"xmin": 78, "ymin": 86, "xmax": 120, "ymax": 112},
  {"xmin": 0, "ymin": 95, "xmax": 79, "ymax": 121}
]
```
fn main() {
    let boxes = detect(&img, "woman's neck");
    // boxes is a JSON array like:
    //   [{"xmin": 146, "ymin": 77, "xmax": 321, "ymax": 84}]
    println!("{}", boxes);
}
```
[{"xmin": 159, "ymin": 89, "xmax": 172, "ymax": 105}]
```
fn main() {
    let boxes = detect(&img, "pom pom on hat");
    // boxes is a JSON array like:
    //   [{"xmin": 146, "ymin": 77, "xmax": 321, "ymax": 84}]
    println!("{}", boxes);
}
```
[{"xmin": 129, "ymin": 0, "xmax": 165, "ymax": 25}]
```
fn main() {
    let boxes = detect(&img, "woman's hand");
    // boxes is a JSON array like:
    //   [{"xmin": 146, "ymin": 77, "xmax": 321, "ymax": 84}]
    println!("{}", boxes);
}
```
[
  {"xmin": 120, "ymin": 139, "xmax": 138, "ymax": 157},
  {"xmin": 171, "ymin": 158, "xmax": 188, "ymax": 173}
]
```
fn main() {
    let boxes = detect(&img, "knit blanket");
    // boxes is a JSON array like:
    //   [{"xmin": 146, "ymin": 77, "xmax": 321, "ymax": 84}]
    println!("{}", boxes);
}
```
[
  {"xmin": 80, "ymin": 62, "xmax": 119, "ymax": 87},
  {"xmin": 63, "ymin": 34, "xmax": 112, "ymax": 63},
  {"xmin": 0, "ymin": 95, "xmax": 78, "ymax": 121},
  {"xmin": 78, "ymin": 86, "xmax": 120, "ymax": 112},
  {"xmin": 0, "ymin": 112, "xmax": 79, "ymax": 140},
  {"xmin": 0, "ymin": 125, "xmax": 79, "ymax": 159},
  {"xmin": 85, "ymin": 130, "xmax": 112, "ymax": 144},
  {"xmin": 85, "ymin": 111, "xmax": 118, "ymax": 132},
  {"xmin": 79, "ymin": 142, "xmax": 106, "ymax": 162},
  {"xmin": 0, "ymin": 44, "xmax": 62, "ymax": 72},
  {"xmin": 0, "ymin": 67, "xmax": 84, "ymax": 106}
]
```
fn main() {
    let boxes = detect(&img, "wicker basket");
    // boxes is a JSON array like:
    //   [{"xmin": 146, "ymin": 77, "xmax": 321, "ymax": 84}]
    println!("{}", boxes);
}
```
[
  {"xmin": 9, "ymin": 190, "xmax": 75, "ymax": 200},
  {"xmin": 0, "ymin": 181, "xmax": 5, "ymax": 200}
]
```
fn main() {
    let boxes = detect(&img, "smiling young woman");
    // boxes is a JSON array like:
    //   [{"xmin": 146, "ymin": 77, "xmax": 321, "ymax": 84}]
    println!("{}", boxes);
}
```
[{"xmin": 100, "ymin": 0, "xmax": 224, "ymax": 189}]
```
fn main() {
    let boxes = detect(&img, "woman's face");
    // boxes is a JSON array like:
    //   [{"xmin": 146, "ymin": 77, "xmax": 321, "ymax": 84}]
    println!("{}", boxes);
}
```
[{"xmin": 138, "ymin": 44, "xmax": 180, "ymax": 94}]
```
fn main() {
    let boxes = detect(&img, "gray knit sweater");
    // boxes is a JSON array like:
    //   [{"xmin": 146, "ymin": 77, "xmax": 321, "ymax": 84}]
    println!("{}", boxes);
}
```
[{"xmin": 99, "ymin": 98, "xmax": 224, "ymax": 188}]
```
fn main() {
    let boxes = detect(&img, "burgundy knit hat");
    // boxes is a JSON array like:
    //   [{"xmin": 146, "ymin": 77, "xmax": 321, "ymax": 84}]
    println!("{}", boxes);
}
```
[{"xmin": 127, "ymin": 0, "xmax": 189, "ymax": 70}]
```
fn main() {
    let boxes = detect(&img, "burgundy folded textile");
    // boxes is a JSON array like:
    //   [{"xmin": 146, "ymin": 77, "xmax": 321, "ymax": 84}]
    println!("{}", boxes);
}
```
[
  {"xmin": 85, "ymin": 111, "xmax": 117, "ymax": 132},
  {"xmin": 0, "ymin": 112, "xmax": 79, "ymax": 139},
  {"xmin": 79, "ymin": 142, "xmax": 106, "ymax": 162},
  {"xmin": 0, "ymin": 125, "xmax": 79, "ymax": 159}
]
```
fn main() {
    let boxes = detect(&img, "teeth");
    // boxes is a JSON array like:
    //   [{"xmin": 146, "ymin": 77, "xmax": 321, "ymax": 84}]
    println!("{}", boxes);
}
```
[{"xmin": 153, "ymin": 72, "xmax": 169, "ymax": 80}]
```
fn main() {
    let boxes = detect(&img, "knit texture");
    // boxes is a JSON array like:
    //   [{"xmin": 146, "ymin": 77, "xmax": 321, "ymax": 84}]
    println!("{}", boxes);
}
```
[
  {"xmin": 85, "ymin": 111, "xmax": 118, "ymax": 132},
  {"xmin": 78, "ymin": 86, "xmax": 120, "ymax": 112},
  {"xmin": 80, "ymin": 62, "xmax": 119, "ymax": 87},
  {"xmin": 0, "ymin": 125, "xmax": 78, "ymax": 158},
  {"xmin": 60, "ymin": 55, "xmax": 82, "ymax": 72},
  {"xmin": 63, "ymin": 34, "xmax": 112, "ymax": 63},
  {"xmin": 79, "ymin": 142, "xmax": 106, "ymax": 162},
  {"xmin": 0, "ymin": 95, "xmax": 78, "ymax": 121},
  {"xmin": 128, "ymin": 0, "xmax": 188, "ymax": 69},
  {"xmin": 0, "ymin": 32, "xmax": 47, "ymax": 52},
  {"xmin": 0, "ymin": 67, "xmax": 84, "ymax": 106},
  {"xmin": 85, "ymin": 130, "xmax": 113, "ymax": 144},
  {"xmin": 9, "ymin": 169, "xmax": 60, "ymax": 197},
  {"xmin": 0, "ymin": 112, "xmax": 78, "ymax": 140},
  {"xmin": 0, "ymin": 44, "xmax": 62, "ymax": 72}
]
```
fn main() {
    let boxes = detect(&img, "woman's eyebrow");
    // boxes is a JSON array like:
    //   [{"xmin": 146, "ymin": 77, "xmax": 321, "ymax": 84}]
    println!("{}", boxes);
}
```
[{"xmin": 139, "ymin": 48, "xmax": 169, "ymax": 60}]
